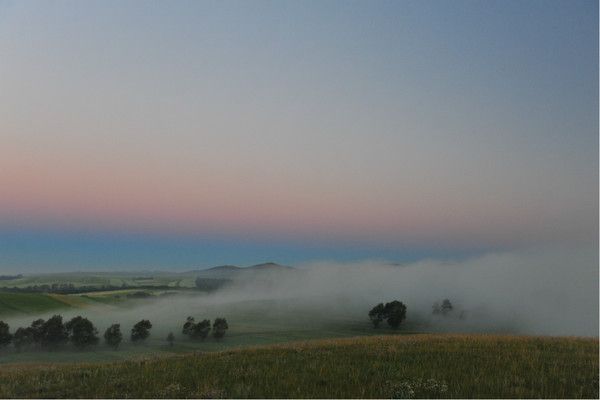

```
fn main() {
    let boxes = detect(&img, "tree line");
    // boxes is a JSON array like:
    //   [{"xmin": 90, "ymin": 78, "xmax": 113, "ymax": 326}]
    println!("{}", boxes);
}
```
[
  {"xmin": 0, "ymin": 284, "xmax": 184, "ymax": 295},
  {"xmin": 0, "ymin": 315, "xmax": 228, "ymax": 352}
]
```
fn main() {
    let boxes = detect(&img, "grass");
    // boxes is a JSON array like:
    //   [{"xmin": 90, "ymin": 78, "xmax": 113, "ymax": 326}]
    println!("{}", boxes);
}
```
[
  {"xmin": 0, "ymin": 292, "xmax": 81, "ymax": 316},
  {"xmin": 0, "ymin": 334, "xmax": 597, "ymax": 398}
]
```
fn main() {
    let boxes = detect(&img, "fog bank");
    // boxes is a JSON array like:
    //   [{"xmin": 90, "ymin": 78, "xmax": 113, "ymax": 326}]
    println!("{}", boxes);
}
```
[{"xmin": 4, "ymin": 245, "xmax": 598, "ymax": 338}]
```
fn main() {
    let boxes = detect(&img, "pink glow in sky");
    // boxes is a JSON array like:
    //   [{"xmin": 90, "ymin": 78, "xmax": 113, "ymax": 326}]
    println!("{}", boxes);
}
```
[{"xmin": 0, "ymin": 1, "xmax": 597, "ymax": 269}]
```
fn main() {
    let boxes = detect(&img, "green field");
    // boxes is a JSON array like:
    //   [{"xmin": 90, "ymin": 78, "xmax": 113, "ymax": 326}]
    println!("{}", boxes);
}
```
[
  {"xmin": 0, "ymin": 272, "xmax": 195, "ymax": 289},
  {"xmin": 0, "ymin": 334, "xmax": 597, "ymax": 398},
  {"xmin": 0, "ymin": 292, "xmax": 90, "ymax": 315}
]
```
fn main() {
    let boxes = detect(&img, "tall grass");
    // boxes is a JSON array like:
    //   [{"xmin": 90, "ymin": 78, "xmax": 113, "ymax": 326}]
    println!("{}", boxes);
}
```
[{"xmin": 0, "ymin": 334, "xmax": 597, "ymax": 398}]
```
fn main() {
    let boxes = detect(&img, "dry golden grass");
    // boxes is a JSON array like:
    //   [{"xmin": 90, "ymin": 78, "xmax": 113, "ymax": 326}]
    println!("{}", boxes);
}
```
[{"xmin": 0, "ymin": 334, "xmax": 597, "ymax": 398}]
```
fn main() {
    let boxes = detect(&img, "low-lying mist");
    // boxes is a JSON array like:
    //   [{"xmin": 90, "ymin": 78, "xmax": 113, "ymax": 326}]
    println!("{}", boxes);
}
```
[{"xmin": 5, "ymin": 245, "xmax": 598, "ymax": 338}]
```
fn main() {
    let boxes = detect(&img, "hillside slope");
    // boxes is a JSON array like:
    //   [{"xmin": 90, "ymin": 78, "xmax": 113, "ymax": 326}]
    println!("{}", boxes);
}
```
[
  {"xmin": 0, "ymin": 292, "xmax": 88, "ymax": 316},
  {"xmin": 0, "ymin": 334, "xmax": 597, "ymax": 398}
]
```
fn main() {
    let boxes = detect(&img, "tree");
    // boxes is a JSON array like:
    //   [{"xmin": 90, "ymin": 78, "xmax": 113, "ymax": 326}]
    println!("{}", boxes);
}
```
[
  {"xmin": 432, "ymin": 301, "xmax": 441, "ymax": 315},
  {"xmin": 12, "ymin": 327, "xmax": 34, "ymax": 351},
  {"xmin": 441, "ymin": 299, "xmax": 453, "ymax": 315},
  {"xmin": 166, "ymin": 332, "xmax": 175, "ymax": 347},
  {"xmin": 0, "ymin": 321, "xmax": 12, "ymax": 349},
  {"xmin": 383, "ymin": 301, "xmax": 407, "ymax": 329},
  {"xmin": 368, "ymin": 303, "xmax": 385, "ymax": 328},
  {"xmin": 131, "ymin": 320, "xmax": 152, "ymax": 343},
  {"xmin": 212, "ymin": 318, "xmax": 228, "ymax": 340},
  {"xmin": 66, "ymin": 316, "xmax": 99, "ymax": 350},
  {"xmin": 104, "ymin": 324, "xmax": 123, "ymax": 349},
  {"xmin": 191, "ymin": 319, "xmax": 211, "ymax": 341},
  {"xmin": 182, "ymin": 316, "xmax": 195, "ymax": 336},
  {"xmin": 30, "ymin": 318, "xmax": 45, "ymax": 345},
  {"xmin": 39, "ymin": 315, "xmax": 68, "ymax": 349},
  {"xmin": 182, "ymin": 317, "xmax": 211, "ymax": 341}
]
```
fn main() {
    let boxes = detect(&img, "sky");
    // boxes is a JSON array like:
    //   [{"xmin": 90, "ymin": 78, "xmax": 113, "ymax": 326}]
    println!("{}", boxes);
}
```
[{"xmin": 0, "ymin": 0, "xmax": 597, "ymax": 272}]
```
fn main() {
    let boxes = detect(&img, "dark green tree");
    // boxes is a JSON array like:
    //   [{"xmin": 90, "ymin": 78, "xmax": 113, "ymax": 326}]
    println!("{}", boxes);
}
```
[
  {"xmin": 12, "ymin": 327, "xmax": 35, "ymax": 351},
  {"xmin": 104, "ymin": 324, "xmax": 123, "ymax": 349},
  {"xmin": 30, "ymin": 318, "xmax": 45, "ymax": 345},
  {"xmin": 368, "ymin": 303, "xmax": 385, "ymax": 328},
  {"xmin": 40, "ymin": 315, "xmax": 68, "ymax": 349},
  {"xmin": 131, "ymin": 320, "xmax": 152, "ymax": 343},
  {"xmin": 65, "ymin": 316, "xmax": 99, "ymax": 350},
  {"xmin": 191, "ymin": 319, "xmax": 211, "ymax": 341},
  {"xmin": 212, "ymin": 318, "xmax": 228, "ymax": 340},
  {"xmin": 166, "ymin": 332, "xmax": 175, "ymax": 347},
  {"xmin": 383, "ymin": 301, "xmax": 407, "ymax": 329},
  {"xmin": 0, "ymin": 321, "xmax": 12, "ymax": 349},
  {"xmin": 182, "ymin": 316, "xmax": 195, "ymax": 336}
]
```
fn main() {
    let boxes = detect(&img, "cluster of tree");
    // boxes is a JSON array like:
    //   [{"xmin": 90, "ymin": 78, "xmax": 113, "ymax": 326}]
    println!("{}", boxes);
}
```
[
  {"xmin": 182, "ymin": 317, "xmax": 229, "ymax": 340},
  {"xmin": 194, "ymin": 278, "xmax": 231, "ymax": 292},
  {"xmin": 432, "ymin": 299, "xmax": 453, "ymax": 315},
  {"xmin": 368, "ymin": 300, "xmax": 407, "ymax": 329},
  {"xmin": 0, "ymin": 284, "xmax": 184, "ymax": 295},
  {"xmin": 0, "ymin": 274, "xmax": 22, "ymax": 281},
  {"xmin": 0, "ymin": 316, "xmax": 156, "ymax": 352}
]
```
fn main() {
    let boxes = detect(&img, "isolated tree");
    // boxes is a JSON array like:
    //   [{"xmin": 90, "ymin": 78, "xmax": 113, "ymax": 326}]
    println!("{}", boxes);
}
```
[
  {"xmin": 166, "ymin": 332, "xmax": 175, "ymax": 347},
  {"xmin": 12, "ymin": 327, "xmax": 35, "ymax": 351},
  {"xmin": 104, "ymin": 324, "xmax": 123, "ymax": 350},
  {"xmin": 191, "ymin": 319, "xmax": 211, "ymax": 341},
  {"xmin": 212, "ymin": 318, "xmax": 228, "ymax": 340},
  {"xmin": 441, "ymin": 299, "xmax": 453, "ymax": 315},
  {"xmin": 0, "ymin": 321, "xmax": 12, "ymax": 349},
  {"xmin": 39, "ymin": 315, "xmax": 68, "ymax": 349},
  {"xmin": 182, "ymin": 316, "xmax": 195, "ymax": 336},
  {"xmin": 368, "ymin": 303, "xmax": 385, "ymax": 328},
  {"xmin": 66, "ymin": 316, "xmax": 99, "ymax": 349},
  {"xmin": 432, "ymin": 301, "xmax": 441, "ymax": 315},
  {"xmin": 383, "ymin": 301, "xmax": 407, "ymax": 329},
  {"xmin": 131, "ymin": 319, "xmax": 152, "ymax": 343}
]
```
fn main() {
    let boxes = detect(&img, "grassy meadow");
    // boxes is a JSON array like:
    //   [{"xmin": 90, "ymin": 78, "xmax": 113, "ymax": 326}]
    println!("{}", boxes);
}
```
[{"xmin": 0, "ymin": 334, "xmax": 597, "ymax": 398}]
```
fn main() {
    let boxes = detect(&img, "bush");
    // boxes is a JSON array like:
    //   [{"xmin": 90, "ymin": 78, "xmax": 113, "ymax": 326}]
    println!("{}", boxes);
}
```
[{"xmin": 166, "ymin": 332, "xmax": 175, "ymax": 347}]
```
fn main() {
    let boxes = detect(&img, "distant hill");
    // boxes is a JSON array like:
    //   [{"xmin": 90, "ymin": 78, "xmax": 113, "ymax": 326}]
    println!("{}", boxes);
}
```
[
  {"xmin": 205, "ymin": 265, "xmax": 242, "ymax": 272},
  {"xmin": 246, "ymin": 262, "xmax": 293, "ymax": 271},
  {"xmin": 190, "ymin": 262, "xmax": 294, "ymax": 279}
]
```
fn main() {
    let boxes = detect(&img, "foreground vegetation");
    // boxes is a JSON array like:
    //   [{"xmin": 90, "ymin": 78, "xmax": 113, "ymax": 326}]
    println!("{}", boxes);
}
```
[{"xmin": 0, "ymin": 334, "xmax": 596, "ymax": 398}]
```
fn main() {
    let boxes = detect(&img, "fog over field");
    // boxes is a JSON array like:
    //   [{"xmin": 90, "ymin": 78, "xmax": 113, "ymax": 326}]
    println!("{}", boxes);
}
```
[{"xmin": 3, "ymin": 245, "xmax": 597, "ymax": 338}]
